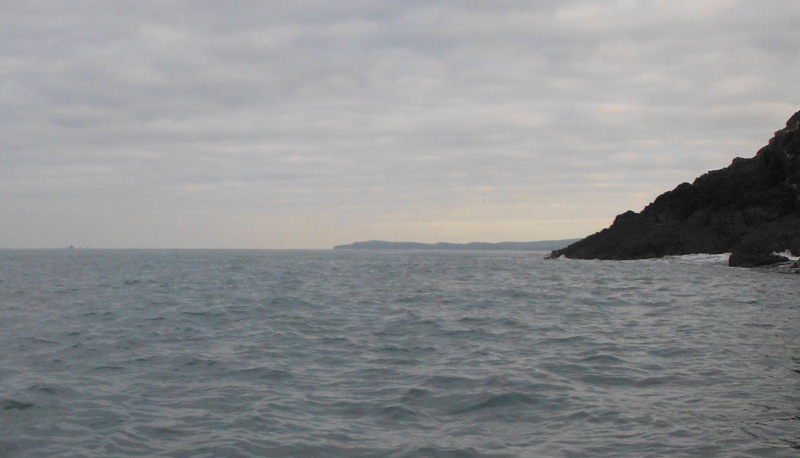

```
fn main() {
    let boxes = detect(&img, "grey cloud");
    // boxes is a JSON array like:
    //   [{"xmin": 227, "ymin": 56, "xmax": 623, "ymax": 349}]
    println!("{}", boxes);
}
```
[{"xmin": 1, "ymin": 1, "xmax": 798, "ymax": 247}]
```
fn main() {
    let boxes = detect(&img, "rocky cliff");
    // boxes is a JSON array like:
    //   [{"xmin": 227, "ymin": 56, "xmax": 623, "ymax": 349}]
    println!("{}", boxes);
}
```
[{"xmin": 549, "ymin": 110, "xmax": 800, "ymax": 267}]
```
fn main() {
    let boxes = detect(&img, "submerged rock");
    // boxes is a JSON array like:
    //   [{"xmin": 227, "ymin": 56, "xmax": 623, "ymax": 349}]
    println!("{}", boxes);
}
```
[
  {"xmin": 550, "ymin": 110, "xmax": 800, "ymax": 267},
  {"xmin": 728, "ymin": 251, "xmax": 789, "ymax": 268}
]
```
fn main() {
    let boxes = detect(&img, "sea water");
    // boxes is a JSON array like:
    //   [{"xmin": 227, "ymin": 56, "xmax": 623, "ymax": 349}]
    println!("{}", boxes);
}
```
[{"xmin": 0, "ymin": 249, "xmax": 798, "ymax": 457}]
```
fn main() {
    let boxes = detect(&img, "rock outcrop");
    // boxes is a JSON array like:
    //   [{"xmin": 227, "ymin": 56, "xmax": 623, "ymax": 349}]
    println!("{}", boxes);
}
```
[{"xmin": 549, "ymin": 110, "xmax": 800, "ymax": 267}]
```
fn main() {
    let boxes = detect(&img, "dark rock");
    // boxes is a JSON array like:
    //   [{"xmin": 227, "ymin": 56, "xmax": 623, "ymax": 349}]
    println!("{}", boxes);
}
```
[
  {"xmin": 549, "ymin": 110, "xmax": 800, "ymax": 267},
  {"xmin": 728, "ymin": 251, "xmax": 789, "ymax": 268}
]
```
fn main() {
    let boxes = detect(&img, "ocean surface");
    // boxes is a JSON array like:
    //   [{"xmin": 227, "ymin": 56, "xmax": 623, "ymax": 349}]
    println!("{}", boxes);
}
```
[{"xmin": 0, "ymin": 249, "xmax": 798, "ymax": 457}]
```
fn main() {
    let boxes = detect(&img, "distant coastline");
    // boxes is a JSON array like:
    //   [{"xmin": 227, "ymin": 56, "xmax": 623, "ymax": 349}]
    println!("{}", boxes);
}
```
[{"xmin": 333, "ymin": 239, "xmax": 581, "ymax": 251}]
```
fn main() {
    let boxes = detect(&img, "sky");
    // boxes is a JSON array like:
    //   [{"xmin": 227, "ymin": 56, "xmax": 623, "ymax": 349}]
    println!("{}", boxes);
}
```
[{"xmin": 2, "ymin": 0, "xmax": 799, "ymax": 249}]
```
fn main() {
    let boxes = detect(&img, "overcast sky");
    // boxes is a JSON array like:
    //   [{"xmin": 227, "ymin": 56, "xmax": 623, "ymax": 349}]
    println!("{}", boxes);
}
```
[{"xmin": 2, "ymin": 0, "xmax": 798, "ymax": 248}]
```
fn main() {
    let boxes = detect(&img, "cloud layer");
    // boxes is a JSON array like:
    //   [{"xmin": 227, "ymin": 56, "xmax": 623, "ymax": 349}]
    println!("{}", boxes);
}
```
[{"xmin": 2, "ymin": 0, "xmax": 798, "ymax": 248}]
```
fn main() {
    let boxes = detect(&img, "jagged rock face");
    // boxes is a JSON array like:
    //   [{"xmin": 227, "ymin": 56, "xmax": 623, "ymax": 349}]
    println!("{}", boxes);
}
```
[{"xmin": 550, "ymin": 110, "xmax": 800, "ymax": 264}]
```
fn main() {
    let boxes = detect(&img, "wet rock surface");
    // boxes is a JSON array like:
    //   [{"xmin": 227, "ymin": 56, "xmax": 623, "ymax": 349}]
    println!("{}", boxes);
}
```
[{"xmin": 550, "ymin": 111, "xmax": 800, "ymax": 267}]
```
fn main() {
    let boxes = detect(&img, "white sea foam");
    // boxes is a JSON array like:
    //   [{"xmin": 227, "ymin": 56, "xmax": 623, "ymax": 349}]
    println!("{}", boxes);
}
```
[
  {"xmin": 659, "ymin": 252, "xmax": 732, "ymax": 265},
  {"xmin": 772, "ymin": 249, "xmax": 799, "ymax": 261}
]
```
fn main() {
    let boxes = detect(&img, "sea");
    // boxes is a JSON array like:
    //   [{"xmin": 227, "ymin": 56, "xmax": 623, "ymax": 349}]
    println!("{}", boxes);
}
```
[{"xmin": 0, "ymin": 249, "xmax": 798, "ymax": 457}]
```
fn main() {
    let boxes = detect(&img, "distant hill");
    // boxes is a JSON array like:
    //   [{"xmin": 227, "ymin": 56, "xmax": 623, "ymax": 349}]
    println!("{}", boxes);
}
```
[
  {"xmin": 550, "ymin": 110, "xmax": 800, "ymax": 267},
  {"xmin": 334, "ymin": 239, "xmax": 581, "ymax": 251}
]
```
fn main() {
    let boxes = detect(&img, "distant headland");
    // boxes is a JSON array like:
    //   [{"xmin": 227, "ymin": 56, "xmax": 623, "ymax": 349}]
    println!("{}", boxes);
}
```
[
  {"xmin": 550, "ymin": 110, "xmax": 800, "ymax": 268},
  {"xmin": 334, "ymin": 239, "xmax": 581, "ymax": 251}
]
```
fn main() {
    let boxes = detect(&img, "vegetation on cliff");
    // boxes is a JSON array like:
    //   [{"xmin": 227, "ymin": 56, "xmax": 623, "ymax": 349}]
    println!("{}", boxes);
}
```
[{"xmin": 550, "ymin": 111, "xmax": 800, "ymax": 267}]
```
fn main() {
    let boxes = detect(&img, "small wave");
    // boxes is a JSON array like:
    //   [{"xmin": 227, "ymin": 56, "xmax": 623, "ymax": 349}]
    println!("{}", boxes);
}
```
[
  {"xmin": 54, "ymin": 288, "xmax": 79, "ymax": 294},
  {"xmin": 580, "ymin": 374, "xmax": 637, "ymax": 387},
  {"xmin": 648, "ymin": 347, "xmax": 702, "ymax": 358},
  {"xmin": 453, "ymin": 392, "xmax": 541, "ymax": 414},
  {"xmin": 744, "ymin": 322, "xmax": 775, "ymax": 329},
  {"xmin": 2, "ymin": 400, "xmax": 34, "ymax": 411},
  {"xmin": 579, "ymin": 354, "xmax": 627, "ymax": 364},
  {"xmin": 135, "ymin": 425, "xmax": 194, "ymax": 437},
  {"xmin": 633, "ymin": 375, "xmax": 685, "ymax": 388},
  {"xmin": 92, "ymin": 365, "xmax": 125, "ymax": 371},
  {"xmin": 372, "ymin": 357, "xmax": 420, "ymax": 366},
  {"xmin": 321, "ymin": 336, "xmax": 353, "ymax": 345},
  {"xmin": 27, "ymin": 337, "xmax": 59, "ymax": 345},
  {"xmin": 182, "ymin": 310, "xmax": 216, "ymax": 317},
  {"xmin": 537, "ymin": 335, "xmax": 587, "ymax": 346},
  {"xmin": 401, "ymin": 388, "xmax": 432, "ymax": 400},
  {"xmin": 28, "ymin": 384, "xmax": 73, "ymax": 396},
  {"xmin": 267, "ymin": 296, "xmax": 318, "ymax": 309},
  {"xmin": 184, "ymin": 357, "xmax": 217, "ymax": 367},
  {"xmin": 381, "ymin": 404, "xmax": 421, "ymax": 422},
  {"xmin": 458, "ymin": 316, "xmax": 490, "ymax": 324},
  {"xmin": 235, "ymin": 367, "xmax": 294, "ymax": 381},
  {"xmin": 423, "ymin": 375, "xmax": 483, "ymax": 390},
  {"xmin": 398, "ymin": 445, "xmax": 511, "ymax": 458}
]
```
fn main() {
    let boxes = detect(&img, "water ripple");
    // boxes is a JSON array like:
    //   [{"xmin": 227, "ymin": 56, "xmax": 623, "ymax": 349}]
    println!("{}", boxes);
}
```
[{"xmin": 0, "ymin": 249, "xmax": 798, "ymax": 457}]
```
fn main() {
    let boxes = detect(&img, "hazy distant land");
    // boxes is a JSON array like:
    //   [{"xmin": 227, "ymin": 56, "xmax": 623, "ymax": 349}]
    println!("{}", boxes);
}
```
[{"xmin": 333, "ymin": 239, "xmax": 581, "ymax": 251}]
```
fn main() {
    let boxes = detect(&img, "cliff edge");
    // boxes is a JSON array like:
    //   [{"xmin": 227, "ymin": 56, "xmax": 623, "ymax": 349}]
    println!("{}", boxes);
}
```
[{"xmin": 549, "ymin": 110, "xmax": 800, "ymax": 267}]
